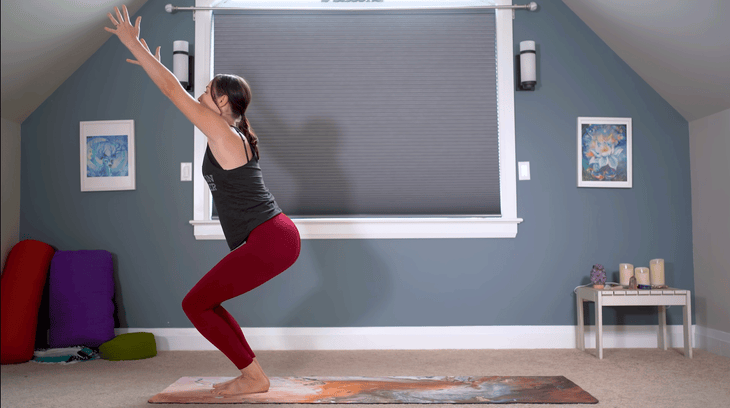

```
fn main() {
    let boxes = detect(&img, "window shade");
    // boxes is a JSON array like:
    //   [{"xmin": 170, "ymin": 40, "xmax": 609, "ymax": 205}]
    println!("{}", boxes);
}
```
[{"xmin": 213, "ymin": 10, "xmax": 500, "ymax": 217}]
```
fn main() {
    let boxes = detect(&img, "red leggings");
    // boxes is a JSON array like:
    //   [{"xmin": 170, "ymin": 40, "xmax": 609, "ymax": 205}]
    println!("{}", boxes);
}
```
[{"xmin": 182, "ymin": 213, "xmax": 300, "ymax": 369}]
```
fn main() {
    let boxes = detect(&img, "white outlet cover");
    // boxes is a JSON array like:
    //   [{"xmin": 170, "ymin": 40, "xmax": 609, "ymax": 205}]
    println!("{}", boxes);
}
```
[
  {"xmin": 181, "ymin": 162, "xmax": 192, "ymax": 181},
  {"xmin": 518, "ymin": 161, "xmax": 530, "ymax": 180}
]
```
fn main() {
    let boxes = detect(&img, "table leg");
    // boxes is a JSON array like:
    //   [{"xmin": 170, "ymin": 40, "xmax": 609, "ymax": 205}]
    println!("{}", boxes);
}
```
[
  {"xmin": 596, "ymin": 293, "xmax": 603, "ymax": 359},
  {"xmin": 684, "ymin": 292, "xmax": 693, "ymax": 358},
  {"xmin": 577, "ymin": 295, "xmax": 585, "ymax": 351},
  {"xmin": 658, "ymin": 305, "xmax": 667, "ymax": 350}
]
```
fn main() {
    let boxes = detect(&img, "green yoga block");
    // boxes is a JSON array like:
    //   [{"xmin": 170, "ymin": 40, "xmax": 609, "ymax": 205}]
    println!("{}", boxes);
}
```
[{"xmin": 99, "ymin": 332, "xmax": 157, "ymax": 361}]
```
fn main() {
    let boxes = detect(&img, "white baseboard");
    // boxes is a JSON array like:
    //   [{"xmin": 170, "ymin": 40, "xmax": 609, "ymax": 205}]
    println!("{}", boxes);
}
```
[
  {"xmin": 114, "ymin": 325, "xmax": 697, "ymax": 352},
  {"xmin": 695, "ymin": 326, "xmax": 730, "ymax": 358}
]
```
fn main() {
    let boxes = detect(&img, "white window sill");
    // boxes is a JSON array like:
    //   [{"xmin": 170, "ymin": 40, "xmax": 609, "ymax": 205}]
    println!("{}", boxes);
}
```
[{"xmin": 189, "ymin": 217, "xmax": 523, "ymax": 239}]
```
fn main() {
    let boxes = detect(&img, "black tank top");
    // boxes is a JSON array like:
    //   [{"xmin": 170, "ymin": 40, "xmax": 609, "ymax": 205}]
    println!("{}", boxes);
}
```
[{"xmin": 202, "ymin": 127, "xmax": 282, "ymax": 250}]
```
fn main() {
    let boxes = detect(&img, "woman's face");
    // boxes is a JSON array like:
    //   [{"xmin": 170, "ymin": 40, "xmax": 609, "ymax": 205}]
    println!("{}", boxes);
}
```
[{"xmin": 198, "ymin": 80, "xmax": 219, "ymax": 113}]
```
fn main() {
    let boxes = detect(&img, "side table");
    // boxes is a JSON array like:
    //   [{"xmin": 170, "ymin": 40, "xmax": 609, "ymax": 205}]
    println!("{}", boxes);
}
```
[{"xmin": 575, "ymin": 286, "xmax": 692, "ymax": 359}]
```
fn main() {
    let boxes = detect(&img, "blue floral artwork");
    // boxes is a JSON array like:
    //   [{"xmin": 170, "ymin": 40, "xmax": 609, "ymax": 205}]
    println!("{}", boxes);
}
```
[
  {"xmin": 580, "ymin": 124, "xmax": 628, "ymax": 182},
  {"xmin": 86, "ymin": 135, "xmax": 129, "ymax": 177}
]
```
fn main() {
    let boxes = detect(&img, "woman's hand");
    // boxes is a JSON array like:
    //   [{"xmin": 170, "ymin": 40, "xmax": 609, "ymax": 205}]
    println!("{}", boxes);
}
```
[
  {"xmin": 127, "ymin": 38, "xmax": 161, "ymax": 65},
  {"xmin": 104, "ymin": 5, "xmax": 160, "ymax": 65},
  {"xmin": 102, "ymin": 4, "xmax": 179, "ymax": 100},
  {"xmin": 104, "ymin": 5, "xmax": 142, "ymax": 51}
]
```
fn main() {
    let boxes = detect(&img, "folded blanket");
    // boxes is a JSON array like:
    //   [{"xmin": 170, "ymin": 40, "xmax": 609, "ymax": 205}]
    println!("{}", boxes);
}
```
[{"xmin": 32, "ymin": 346, "xmax": 99, "ymax": 365}]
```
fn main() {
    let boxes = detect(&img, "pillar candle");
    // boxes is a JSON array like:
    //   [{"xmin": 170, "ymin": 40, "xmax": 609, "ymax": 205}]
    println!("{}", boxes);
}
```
[
  {"xmin": 635, "ymin": 267, "xmax": 650, "ymax": 286},
  {"xmin": 619, "ymin": 263, "xmax": 634, "ymax": 286},
  {"xmin": 650, "ymin": 258, "xmax": 665, "ymax": 286}
]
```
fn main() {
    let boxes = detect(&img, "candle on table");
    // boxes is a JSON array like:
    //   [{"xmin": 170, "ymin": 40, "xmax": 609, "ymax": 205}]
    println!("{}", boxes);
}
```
[
  {"xmin": 619, "ymin": 263, "xmax": 634, "ymax": 286},
  {"xmin": 650, "ymin": 258, "xmax": 665, "ymax": 286},
  {"xmin": 635, "ymin": 267, "xmax": 650, "ymax": 286}
]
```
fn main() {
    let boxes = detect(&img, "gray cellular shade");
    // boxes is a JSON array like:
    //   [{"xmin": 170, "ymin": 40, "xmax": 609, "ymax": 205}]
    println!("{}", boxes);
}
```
[{"xmin": 213, "ymin": 10, "xmax": 499, "ymax": 217}]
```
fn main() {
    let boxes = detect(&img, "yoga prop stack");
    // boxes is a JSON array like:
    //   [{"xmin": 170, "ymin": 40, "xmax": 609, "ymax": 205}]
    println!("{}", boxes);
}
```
[{"xmin": 2, "ymin": 241, "xmax": 156, "ymax": 364}]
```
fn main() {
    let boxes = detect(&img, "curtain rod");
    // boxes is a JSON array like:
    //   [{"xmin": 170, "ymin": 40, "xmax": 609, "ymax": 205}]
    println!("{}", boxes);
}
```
[{"xmin": 165, "ymin": 2, "xmax": 538, "ymax": 13}]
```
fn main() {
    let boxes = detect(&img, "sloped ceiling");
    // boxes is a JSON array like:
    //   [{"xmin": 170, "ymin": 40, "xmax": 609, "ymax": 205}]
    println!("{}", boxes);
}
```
[
  {"xmin": 1, "ymin": 0, "xmax": 729, "ymax": 125},
  {"xmin": 1, "ymin": 0, "xmax": 149, "ymax": 125},
  {"xmin": 562, "ymin": 0, "xmax": 730, "ymax": 122}
]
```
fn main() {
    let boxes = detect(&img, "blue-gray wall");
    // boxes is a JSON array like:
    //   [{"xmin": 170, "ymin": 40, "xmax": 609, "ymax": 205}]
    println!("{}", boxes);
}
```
[{"xmin": 21, "ymin": 0, "xmax": 692, "ymax": 330}]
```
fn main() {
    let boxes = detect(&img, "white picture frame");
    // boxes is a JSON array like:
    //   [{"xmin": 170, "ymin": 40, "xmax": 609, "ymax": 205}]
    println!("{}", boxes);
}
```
[
  {"xmin": 577, "ymin": 117, "xmax": 632, "ymax": 188},
  {"xmin": 80, "ymin": 120, "xmax": 136, "ymax": 192}
]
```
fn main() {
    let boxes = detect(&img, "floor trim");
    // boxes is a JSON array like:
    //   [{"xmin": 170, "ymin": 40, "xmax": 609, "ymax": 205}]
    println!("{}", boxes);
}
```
[
  {"xmin": 114, "ymin": 325, "xmax": 698, "ymax": 351},
  {"xmin": 695, "ymin": 326, "xmax": 730, "ymax": 358}
]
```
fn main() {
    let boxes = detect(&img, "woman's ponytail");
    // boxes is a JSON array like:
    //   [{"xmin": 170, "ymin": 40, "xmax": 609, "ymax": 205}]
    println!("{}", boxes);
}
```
[{"xmin": 237, "ymin": 115, "xmax": 259, "ymax": 159}]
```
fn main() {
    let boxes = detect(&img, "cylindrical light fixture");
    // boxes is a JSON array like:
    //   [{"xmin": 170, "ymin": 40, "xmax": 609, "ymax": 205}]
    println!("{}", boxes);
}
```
[
  {"xmin": 519, "ymin": 40, "xmax": 536, "ymax": 91},
  {"xmin": 173, "ymin": 40, "xmax": 190, "ymax": 90}
]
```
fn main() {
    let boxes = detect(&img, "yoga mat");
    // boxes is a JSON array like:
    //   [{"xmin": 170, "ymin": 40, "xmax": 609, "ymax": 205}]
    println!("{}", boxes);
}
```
[{"xmin": 149, "ymin": 376, "xmax": 598, "ymax": 404}]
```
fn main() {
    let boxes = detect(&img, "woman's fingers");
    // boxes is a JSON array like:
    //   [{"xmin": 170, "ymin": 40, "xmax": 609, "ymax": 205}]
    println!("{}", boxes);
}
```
[
  {"xmin": 125, "ymin": 39, "xmax": 161, "ymax": 65},
  {"xmin": 113, "ymin": 5, "xmax": 136, "ymax": 27},
  {"xmin": 115, "ymin": 6, "xmax": 124, "ymax": 24},
  {"xmin": 107, "ymin": 12, "xmax": 120, "ymax": 27},
  {"xmin": 123, "ymin": 4, "xmax": 132, "ymax": 24},
  {"xmin": 106, "ymin": 11, "xmax": 119, "ymax": 34},
  {"xmin": 140, "ymin": 39, "xmax": 161, "ymax": 61}
]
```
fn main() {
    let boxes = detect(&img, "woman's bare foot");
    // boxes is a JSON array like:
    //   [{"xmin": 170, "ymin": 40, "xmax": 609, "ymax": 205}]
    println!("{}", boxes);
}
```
[
  {"xmin": 212, "ymin": 358, "xmax": 270, "ymax": 396},
  {"xmin": 212, "ymin": 358, "xmax": 267, "ymax": 390}
]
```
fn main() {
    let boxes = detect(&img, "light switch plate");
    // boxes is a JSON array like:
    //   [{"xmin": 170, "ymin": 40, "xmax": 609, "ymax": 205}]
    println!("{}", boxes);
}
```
[
  {"xmin": 181, "ymin": 162, "xmax": 192, "ymax": 181},
  {"xmin": 518, "ymin": 161, "xmax": 530, "ymax": 180}
]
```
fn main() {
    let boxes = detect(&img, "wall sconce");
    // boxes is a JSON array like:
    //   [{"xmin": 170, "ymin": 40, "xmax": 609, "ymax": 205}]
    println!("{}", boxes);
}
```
[
  {"xmin": 173, "ymin": 40, "xmax": 194, "ymax": 91},
  {"xmin": 516, "ymin": 40, "xmax": 537, "ymax": 91}
]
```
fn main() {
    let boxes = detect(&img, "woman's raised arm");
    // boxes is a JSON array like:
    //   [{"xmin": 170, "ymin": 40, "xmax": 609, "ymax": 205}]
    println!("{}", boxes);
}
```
[
  {"xmin": 104, "ymin": 5, "xmax": 233, "ymax": 142},
  {"xmin": 104, "ymin": 5, "xmax": 179, "ymax": 96}
]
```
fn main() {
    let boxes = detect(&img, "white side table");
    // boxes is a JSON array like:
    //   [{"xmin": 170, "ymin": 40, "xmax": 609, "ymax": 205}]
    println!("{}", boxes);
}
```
[{"xmin": 575, "ymin": 286, "xmax": 692, "ymax": 359}]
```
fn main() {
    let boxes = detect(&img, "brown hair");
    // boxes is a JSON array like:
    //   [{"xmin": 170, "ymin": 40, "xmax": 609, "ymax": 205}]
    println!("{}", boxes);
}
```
[{"xmin": 211, "ymin": 74, "xmax": 259, "ymax": 158}]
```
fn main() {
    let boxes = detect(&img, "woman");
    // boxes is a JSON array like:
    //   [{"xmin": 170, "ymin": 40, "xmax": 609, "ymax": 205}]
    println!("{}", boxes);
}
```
[{"xmin": 105, "ymin": 5, "xmax": 300, "ymax": 396}]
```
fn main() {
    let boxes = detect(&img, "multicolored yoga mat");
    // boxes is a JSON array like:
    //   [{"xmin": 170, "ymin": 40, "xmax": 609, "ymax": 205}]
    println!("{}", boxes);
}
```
[{"xmin": 148, "ymin": 376, "xmax": 598, "ymax": 404}]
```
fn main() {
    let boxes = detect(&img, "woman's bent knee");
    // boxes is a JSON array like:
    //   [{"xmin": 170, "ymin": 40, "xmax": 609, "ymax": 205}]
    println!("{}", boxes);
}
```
[{"xmin": 181, "ymin": 293, "xmax": 196, "ymax": 316}]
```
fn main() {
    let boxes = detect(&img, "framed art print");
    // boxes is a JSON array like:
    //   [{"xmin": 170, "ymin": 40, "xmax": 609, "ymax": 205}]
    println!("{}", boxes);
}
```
[
  {"xmin": 80, "ymin": 120, "xmax": 135, "ymax": 192},
  {"xmin": 577, "ymin": 117, "xmax": 632, "ymax": 188}
]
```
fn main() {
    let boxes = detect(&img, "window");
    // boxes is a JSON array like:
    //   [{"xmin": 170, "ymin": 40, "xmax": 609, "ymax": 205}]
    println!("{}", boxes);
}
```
[{"xmin": 190, "ymin": 0, "xmax": 522, "ymax": 239}]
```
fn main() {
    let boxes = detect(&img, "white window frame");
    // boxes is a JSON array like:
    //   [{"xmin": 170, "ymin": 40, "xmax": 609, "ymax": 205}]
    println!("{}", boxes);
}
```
[{"xmin": 189, "ymin": 0, "xmax": 522, "ymax": 239}]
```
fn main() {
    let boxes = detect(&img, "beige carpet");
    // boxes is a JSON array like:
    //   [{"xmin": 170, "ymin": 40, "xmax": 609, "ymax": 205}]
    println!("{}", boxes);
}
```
[{"xmin": 2, "ymin": 348, "xmax": 729, "ymax": 407}]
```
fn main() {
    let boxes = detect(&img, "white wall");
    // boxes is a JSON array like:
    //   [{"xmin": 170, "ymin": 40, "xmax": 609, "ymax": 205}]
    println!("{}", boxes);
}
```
[
  {"xmin": 1, "ymin": 117, "xmax": 22, "ymax": 272},
  {"xmin": 690, "ymin": 108, "xmax": 730, "ymax": 357}
]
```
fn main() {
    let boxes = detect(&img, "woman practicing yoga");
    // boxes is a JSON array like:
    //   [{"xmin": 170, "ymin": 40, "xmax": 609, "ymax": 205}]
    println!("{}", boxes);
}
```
[{"xmin": 105, "ymin": 5, "xmax": 301, "ymax": 396}]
